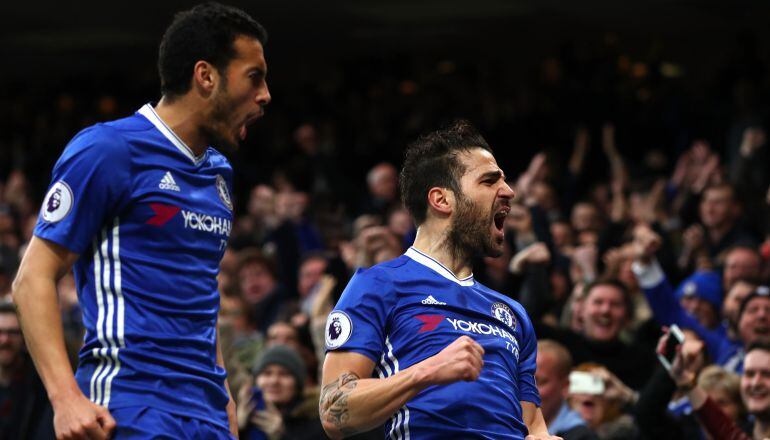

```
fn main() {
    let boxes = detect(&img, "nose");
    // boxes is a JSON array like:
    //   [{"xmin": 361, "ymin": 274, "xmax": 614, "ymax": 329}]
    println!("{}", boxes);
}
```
[
  {"xmin": 256, "ymin": 82, "xmax": 271, "ymax": 108},
  {"xmin": 499, "ymin": 181, "xmax": 515, "ymax": 200}
]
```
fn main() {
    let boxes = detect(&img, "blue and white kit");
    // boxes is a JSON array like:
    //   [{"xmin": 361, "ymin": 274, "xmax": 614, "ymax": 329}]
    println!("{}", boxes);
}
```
[
  {"xmin": 35, "ymin": 104, "xmax": 234, "ymax": 430},
  {"xmin": 326, "ymin": 247, "xmax": 541, "ymax": 440}
]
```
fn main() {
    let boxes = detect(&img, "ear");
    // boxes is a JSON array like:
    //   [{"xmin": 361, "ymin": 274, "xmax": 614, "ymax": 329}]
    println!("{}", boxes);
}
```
[
  {"xmin": 192, "ymin": 61, "xmax": 219, "ymax": 96},
  {"xmin": 427, "ymin": 187, "xmax": 453, "ymax": 217}
]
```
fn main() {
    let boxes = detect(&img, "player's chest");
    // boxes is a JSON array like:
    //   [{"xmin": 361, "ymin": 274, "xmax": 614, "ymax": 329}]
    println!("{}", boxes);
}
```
[
  {"xmin": 121, "ymin": 166, "xmax": 233, "ymax": 252},
  {"xmin": 389, "ymin": 288, "xmax": 523, "ymax": 365}
]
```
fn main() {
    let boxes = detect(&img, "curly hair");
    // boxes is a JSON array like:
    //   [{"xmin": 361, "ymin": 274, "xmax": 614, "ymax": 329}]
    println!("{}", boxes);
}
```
[
  {"xmin": 158, "ymin": 2, "xmax": 267, "ymax": 99},
  {"xmin": 399, "ymin": 120, "xmax": 492, "ymax": 225}
]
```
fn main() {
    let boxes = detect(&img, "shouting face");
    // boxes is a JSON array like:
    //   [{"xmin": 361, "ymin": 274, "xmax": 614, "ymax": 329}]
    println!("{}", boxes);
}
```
[
  {"xmin": 448, "ymin": 148, "xmax": 514, "ymax": 259},
  {"xmin": 202, "ymin": 36, "xmax": 271, "ymax": 150}
]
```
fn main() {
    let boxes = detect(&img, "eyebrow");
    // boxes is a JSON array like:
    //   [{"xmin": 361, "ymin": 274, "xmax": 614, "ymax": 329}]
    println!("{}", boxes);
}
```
[
  {"xmin": 478, "ymin": 170, "xmax": 505, "ymax": 181},
  {"xmin": 249, "ymin": 67, "xmax": 267, "ymax": 77}
]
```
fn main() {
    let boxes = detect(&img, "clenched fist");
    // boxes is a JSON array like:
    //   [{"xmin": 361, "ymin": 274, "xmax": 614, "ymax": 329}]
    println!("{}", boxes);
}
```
[{"xmin": 418, "ymin": 336, "xmax": 485, "ymax": 385}]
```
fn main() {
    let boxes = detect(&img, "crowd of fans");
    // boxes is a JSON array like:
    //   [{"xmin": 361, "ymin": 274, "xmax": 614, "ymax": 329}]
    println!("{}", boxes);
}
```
[{"xmin": 1, "ymin": 32, "xmax": 770, "ymax": 439}]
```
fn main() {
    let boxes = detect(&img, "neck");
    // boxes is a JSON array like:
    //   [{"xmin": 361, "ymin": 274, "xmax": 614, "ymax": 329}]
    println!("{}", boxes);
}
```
[
  {"xmin": 0, "ymin": 357, "xmax": 23, "ymax": 385},
  {"xmin": 755, "ymin": 417, "xmax": 770, "ymax": 440},
  {"xmin": 412, "ymin": 223, "xmax": 472, "ymax": 279},
  {"xmin": 154, "ymin": 96, "xmax": 208, "ymax": 156},
  {"xmin": 707, "ymin": 222, "xmax": 732, "ymax": 245}
]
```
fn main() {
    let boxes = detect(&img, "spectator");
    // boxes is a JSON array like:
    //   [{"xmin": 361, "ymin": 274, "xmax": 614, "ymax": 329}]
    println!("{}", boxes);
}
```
[
  {"xmin": 0, "ymin": 301, "xmax": 54, "ymax": 439},
  {"xmin": 568, "ymin": 363, "xmax": 638, "ymax": 439},
  {"xmin": 359, "ymin": 162, "xmax": 399, "ymax": 218},
  {"xmin": 536, "ymin": 279, "xmax": 656, "ymax": 389},
  {"xmin": 536, "ymin": 340, "xmax": 597, "ymax": 439},
  {"xmin": 237, "ymin": 345, "xmax": 325, "ymax": 440},
  {"xmin": 237, "ymin": 250, "xmax": 289, "ymax": 334}
]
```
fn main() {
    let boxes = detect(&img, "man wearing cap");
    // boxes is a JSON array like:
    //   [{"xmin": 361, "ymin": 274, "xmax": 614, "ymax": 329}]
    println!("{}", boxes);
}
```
[
  {"xmin": 239, "ymin": 345, "xmax": 326, "ymax": 440},
  {"xmin": 722, "ymin": 286, "xmax": 770, "ymax": 372},
  {"xmin": 630, "ymin": 224, "xmax": 752, "ymax": 371},
  {"xmin": 677, "ymin": 272, "xmax": 723, "ymax": 329}
]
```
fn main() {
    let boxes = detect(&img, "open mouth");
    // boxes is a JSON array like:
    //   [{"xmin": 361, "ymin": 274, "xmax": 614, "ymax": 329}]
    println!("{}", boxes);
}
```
[
  {"xmin": 239, "ymin": 113, "xmax": 263, "ymax": 140},
  {"xmin": 493, "ymin": 207, "xmax": 509, "ymax": 231}
]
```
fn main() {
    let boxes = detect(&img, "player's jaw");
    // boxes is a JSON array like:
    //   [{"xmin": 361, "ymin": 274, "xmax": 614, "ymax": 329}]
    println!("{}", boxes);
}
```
[
  {"xmin": 448, "ymin": 194, "xmax": 507, "ymax": 260},
  {"xmin": 204, "ymin": 85, "xmax": 265, "ymax": 151}
]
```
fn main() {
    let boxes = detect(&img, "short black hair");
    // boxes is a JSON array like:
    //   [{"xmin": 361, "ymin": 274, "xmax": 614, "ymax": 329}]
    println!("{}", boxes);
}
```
[
  {"xmin": 158, "ymin": 2, "xmax": 267, "ymax": 99},
  {"xmin": 745, "ymin": 341, "xmax": 770, "ymax": 357},
  {"xmin": 583, "ymin": 278, "xmax": 634, "ymax": 320},
  {"xmin": 399, "ymin": 120, "xmax": 492, "ymax": 225}
]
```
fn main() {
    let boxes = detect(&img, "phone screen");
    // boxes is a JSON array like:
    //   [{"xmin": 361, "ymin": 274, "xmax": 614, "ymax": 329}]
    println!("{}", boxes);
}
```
[
  {"xmin": 657, "ymin": 325, "xmax": 685, "ymax": 372},
  {"xmin": 250, "ymin": 387, "xmax": 266, "ymax": 412}
]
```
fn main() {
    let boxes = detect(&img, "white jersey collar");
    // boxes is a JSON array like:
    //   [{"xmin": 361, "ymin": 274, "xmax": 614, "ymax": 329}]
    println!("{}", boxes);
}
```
[
  {"xmin": 405, "ymin": 247, "xmax": 475, "ymax": 286},
  {"xmin": 138, "ymin": 103, "xmax": 207, "ymax": 165}
]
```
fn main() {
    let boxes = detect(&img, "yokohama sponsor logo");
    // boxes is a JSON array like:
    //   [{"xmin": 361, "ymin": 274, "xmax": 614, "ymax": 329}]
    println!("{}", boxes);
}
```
[
  {"xmin": 181, "ymin": 210, "xmax": 232, "ymax": 237},
  {"xmin": 445, "ymin": 317, "xmax": 518, "ymax": 344}
]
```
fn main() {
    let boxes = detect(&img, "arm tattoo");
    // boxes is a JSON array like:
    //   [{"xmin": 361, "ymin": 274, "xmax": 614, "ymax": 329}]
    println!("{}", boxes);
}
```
[{"xmin": 319, "ymin": 371, "xmax": 360, "ymax": 436}]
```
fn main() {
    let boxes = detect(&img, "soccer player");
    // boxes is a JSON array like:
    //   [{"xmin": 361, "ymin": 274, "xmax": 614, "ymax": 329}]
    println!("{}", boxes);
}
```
[
  {"xmin": 11, "ymin": 3, "xmax": 270, "ymax": 439},
  {"xmin": 320, "ymin": 121, "xmax": 559, "ymax": 439}
]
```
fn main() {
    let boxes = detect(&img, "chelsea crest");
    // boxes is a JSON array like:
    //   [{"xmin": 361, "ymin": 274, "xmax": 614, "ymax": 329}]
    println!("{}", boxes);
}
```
[{"xmin": 216, "ymin": 175, "xmax": 233, "ymax": 210}]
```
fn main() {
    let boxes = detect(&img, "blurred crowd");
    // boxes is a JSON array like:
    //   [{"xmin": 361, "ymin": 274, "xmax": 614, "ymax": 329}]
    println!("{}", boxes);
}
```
[{"xmin": 1, "ymin": 32, "xmax": 770, "ymax": 439}]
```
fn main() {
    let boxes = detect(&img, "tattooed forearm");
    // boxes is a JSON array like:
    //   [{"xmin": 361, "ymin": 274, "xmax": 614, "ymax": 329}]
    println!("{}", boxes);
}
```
[{"xmin": 319, "ymin": 372, "xmax": 360, "ymax": 436}]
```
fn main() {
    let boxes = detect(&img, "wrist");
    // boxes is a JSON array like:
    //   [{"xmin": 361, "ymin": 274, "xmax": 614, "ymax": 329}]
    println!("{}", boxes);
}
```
[
  {"xmin": 48, "ymin": 382, "xmax": 83, "ymax": 409},
  {"xmin": 676, "ymin": 377, "xmax": 697, "ymax": 393}
]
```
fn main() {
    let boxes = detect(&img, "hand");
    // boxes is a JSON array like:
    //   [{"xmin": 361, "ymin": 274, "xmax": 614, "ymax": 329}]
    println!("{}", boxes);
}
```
[
  {"xmin": 690, "ymin": 153, "xmax": 719, "ymax": 194},
  {"xmin": 525, "ymin": 435, "xmax": 563, "ymax": 440},
  {"xmin": 516, "ymin": 153, "xmax": 546, "ymax": 195},
  {"xmin": 250, "ymin": 402, "xmax": 285, "ymax": 440},
  {"xmin": 656, "ymin": 330, "xmax": 705, "ymax": 388},
  {"xmin": 509, "ymin": 242, "xmax": 551, "ymax": 273},
  {"xmin": 740, "ymin": 127, "xmax": 766, "ymax": 157},
  {"xmin": 601, "ymin": 122, "xmax": 618, "ymax": 157},
  {"xmin": 591, "ymin": 366, "xmax": 636, "ymax": 405},
  {"xmin": 631, "ymin": 224, "xmax": 661, "ymax": 263},
  {"xmin": 572, "ymin": 244, "xmax": 598, "ymax": 282},
  {"xmin": 682, "ymin": 224, "xmax": 705, "ymax": 252},
  {"xmin": 418, "ymin": 336, "xmax": 484, "ymax": 385},
  {"xmin": 52, "ymin": 391, "xmax": 116, "ymax": 440},
  {"xmin": 237, "ymin": 384, "xmax": 256, "ymax": 430}
]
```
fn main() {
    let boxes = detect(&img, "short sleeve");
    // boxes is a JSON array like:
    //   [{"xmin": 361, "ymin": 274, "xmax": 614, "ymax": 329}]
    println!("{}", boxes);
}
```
[
  {"xmin": 516, "ymin": 308, "xmax": 541, "ymax": 406},
  {"xmin": 34, "ymin": 125, "xmax": 132, "ymax": 254},
  {"xmin": 324, "ymin": 268, "xmax": 394, "ymax": 363}
]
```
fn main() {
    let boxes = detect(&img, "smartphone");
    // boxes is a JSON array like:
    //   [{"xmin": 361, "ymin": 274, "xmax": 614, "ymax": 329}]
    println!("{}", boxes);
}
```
[
  {"xmin": 657, "ymin": 324, "xmax": 685, "ymax": 372},
  {"xmin": 250, "ymin": 387, "xmax": 266, "ymax": 412},
  {"xmin": 569, "ymin": 371, "xmax": 605, "ymax": 395}
]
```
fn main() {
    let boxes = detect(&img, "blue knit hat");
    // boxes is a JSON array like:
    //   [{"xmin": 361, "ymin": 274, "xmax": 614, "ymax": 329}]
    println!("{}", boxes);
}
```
[{"xmin": 675, "ymin": 271, "xmax": 723, "ymax": 311}]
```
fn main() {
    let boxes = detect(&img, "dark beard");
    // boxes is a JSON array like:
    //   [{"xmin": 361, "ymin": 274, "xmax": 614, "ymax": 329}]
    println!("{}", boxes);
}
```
[
  {"xmin": 447, "ymin": 192, "xmax": 500, "ymax": 261},
  {"xmin": 201, "ymin": 81, "xmax": 240, "ymax": 151}
]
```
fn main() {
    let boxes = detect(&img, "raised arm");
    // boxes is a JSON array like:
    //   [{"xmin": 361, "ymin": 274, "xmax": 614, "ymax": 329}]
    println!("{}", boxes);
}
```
[
  {"xmin": 319, "ymin": 335, "xmax": 484, "ymax": 439},
  {"xmin": 12, "ymin": 236, "xmax": 115, "ymax": 440}
]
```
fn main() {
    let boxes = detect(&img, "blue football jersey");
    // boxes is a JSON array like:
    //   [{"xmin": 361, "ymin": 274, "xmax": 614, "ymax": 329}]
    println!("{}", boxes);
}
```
[
  {"xmin": 326, "ymin": 247, "xmax": 541, "ymax": 440},
  {"xmin": 34, "ymin": 104, "xmax": 234, "ymax": 428}
]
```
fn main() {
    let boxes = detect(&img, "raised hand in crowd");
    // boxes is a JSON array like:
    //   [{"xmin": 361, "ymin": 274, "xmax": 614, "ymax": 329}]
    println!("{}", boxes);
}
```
[
  {"xmin": 590, "ymin": 366, "xmax": 638, "ymax": 407},
  {"xmin": 509, "ymin": 242, "xmax": 551, "ymax": 274},
  {"xmin": 517, "ymin": 153, "xmax": 548, "ymax": 205},
  {"xmin": 571, "ymin": 244, "xmax": 598, "ymax": 283},
  {"xmin": 568, "ymin": 127, "xmax": 590, "ymax": 177},
  {"xmin": 631, "ymin": 224, "xmax": 661, "ymax": 264},
  {"xmin": 740, "ymin": 127, "xmax": 766, "ymax": 158}
]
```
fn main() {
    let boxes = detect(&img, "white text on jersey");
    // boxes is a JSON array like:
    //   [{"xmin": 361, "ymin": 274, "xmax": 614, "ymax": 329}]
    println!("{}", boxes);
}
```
[{"xmin": 181, "ymin": 210, "xmax": 232, "ymax": 237}]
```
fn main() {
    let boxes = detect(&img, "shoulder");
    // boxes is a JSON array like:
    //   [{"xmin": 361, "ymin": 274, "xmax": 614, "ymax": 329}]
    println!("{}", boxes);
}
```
[
  {"xmin": 476, "ymin": 281, "xmax": 528, "ymax": 316},
  {"xmin": 59, "ymin": 123, "xmax": 132, "ymax": 164},
  {"xmin": 205, "ymin": 148, "xmax": 233, "ymax": 171}
]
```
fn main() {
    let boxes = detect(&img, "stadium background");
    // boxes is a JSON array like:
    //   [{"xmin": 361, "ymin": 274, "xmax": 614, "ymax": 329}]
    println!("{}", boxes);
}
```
[{"xmin": 2, "ymin": 1, "xmax": 770, "ymax": 439}]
